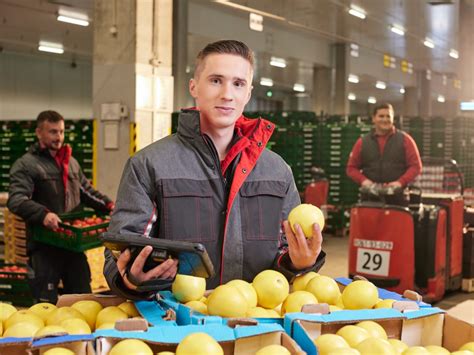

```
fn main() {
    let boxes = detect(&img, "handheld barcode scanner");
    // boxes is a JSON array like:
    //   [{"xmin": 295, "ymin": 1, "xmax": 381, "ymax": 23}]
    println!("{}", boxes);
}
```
[{"xmin": 100, "ymin": 233, "xmax": 215, "ymax": 292}]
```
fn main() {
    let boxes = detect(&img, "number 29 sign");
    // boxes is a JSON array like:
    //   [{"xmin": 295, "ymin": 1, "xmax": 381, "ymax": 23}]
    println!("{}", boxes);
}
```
[{"xmin": 356, "ymin": 248, "xmax": 390, "ymax": 277}]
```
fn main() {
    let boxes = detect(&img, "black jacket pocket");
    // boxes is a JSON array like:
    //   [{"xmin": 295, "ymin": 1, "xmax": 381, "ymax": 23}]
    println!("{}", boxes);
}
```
[
  {"xmin": 161, "ymin": 179, "xmax": 219, "ymax": 242},
  {"xmin": 240, "ymin": 180, "xmax": 287, "ymax": 240}
]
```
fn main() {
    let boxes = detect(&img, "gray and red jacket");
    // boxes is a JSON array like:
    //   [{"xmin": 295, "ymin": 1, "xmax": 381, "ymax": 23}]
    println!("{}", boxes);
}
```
[
  {"xmin": 104, "ymin": 109, "xmax": 325, "ymax": 300},
  {"xmin": 7, "ymin": 143, "xmax": 113, "ymax": 252}
]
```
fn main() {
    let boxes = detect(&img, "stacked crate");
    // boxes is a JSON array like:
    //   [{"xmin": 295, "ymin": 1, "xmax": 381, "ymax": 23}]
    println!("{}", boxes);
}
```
[
  {"xmin": 3, "ymin": 210, "xmax": 27, "ymax": 265},
  {"xmin": 85, "ymin": 246, "xmax": 109, "ymax": 293},
  {"xmin": 65, "ymin": 120, "xmax": 94, "ymax": 180},
  {"xmin": 0, "ymin": 192, "xmax": 7, "ymax": 261}
]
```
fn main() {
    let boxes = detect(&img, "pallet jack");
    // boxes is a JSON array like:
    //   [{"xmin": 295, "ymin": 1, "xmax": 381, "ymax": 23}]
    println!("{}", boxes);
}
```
[{"xmin": 348, "ymin": 159, "xmax": 464, "ymax": 303}]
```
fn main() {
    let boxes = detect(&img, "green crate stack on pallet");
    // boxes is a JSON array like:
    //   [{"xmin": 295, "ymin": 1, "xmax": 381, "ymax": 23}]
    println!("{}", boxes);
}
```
[
  {"xmin": 402, "ymin": 117, "xmax": 425, "ymax": 157},
  {"xmin": 65, "ymin": 120, "xmax": 94, "ymax": 181},
  {"xmin": 316, "ymin": 119, "xmax": 370, "ymax": 232},
  {"xmin": 453, "ymin": 116, "xmax": 474, "ymax": 188},
  {"xmin": 0, "ymin": 119, "xmax": 95, "ymax": 193}
]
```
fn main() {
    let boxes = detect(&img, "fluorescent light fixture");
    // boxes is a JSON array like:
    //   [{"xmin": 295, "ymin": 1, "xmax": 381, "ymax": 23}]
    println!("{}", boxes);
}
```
[
  {"xmin": 375, "ymin": 81, "xmax": 386, "ymax": 90},
  {"xmin": 348, "ymin": 74, "xmax": 359, "ymax": 83},
  {"xmin": 368, "ymin": 96, "xmax": 377, "ymax": 104},
  {"xmin": 350, "ymin": 43, "xmax": 359, "ymax": 57},
  {"xmin": 400, "ymin": 87, "xmax": 406, "ymax": 94},
  {"xmin": 460, "ymin": 101, "xmax": 474, "ymax": 111},
  {"xmin": 348, "ymin": 5, "xmax": 366, "ymax": 19},
  {"xmin": 260, "ymin": 77, "xmax": 273, "ymax": 87},
  {"xmin": 390, "ymin": 24, "xmax": 405, "ymax": 36},
  {"xmin": 449, "ymin": 49, "xmax": 459, "ymax": 59},
  {"xmin": 270, "ymin": 56, "xmax": 286, "ymax": 68},
  {"xmin": 348, "ymin": 93, "xmax": 356, "ymax": 101},
  {"xmin": 293, "ymin": 83, "xmax": 305, "ymax": 92},
  {"xmin": 437, "ymin": 95, "xmax": 445, "ymax": 103},
  {"xmin": 57, "ymin": 9, "xmax": 89, "ymax": 26},
  {"xmin": 424, "ymin": 38, "xmax": 435, "ymax": 48},
  {"xmin": 38, "ymin": 41, "xmax": 64, "ymax": 54}
]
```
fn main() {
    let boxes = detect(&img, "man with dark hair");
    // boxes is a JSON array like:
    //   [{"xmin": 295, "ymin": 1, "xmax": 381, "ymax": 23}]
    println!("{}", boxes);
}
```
[
  {"xmin": 7, "ymin": 110, "xmax": 114, "ymax": 303},
  {"xmin": 104, "ymin": 39, "xmax": 326, "ymax": 299},
  {"xmin": 346, "ymin": 103, "xmax": 422, "ymax": 190}
]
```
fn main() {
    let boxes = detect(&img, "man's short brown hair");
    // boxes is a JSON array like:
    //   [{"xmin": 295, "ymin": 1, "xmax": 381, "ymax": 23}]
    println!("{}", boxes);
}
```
[
  {"xmin": 36, "ymin": 110, "xmax": 64, "ymax": 128},
  {"xmin": 194, "ymin": 40, "xmax": 254, "ymax": 77},
  {"xmin": 373, "ymin": 103, "xmax": 394, "ymax": 116}
]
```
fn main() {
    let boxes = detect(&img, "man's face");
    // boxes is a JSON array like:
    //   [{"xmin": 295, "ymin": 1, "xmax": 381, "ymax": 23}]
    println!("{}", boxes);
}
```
[
  {"xmin": 36, "ymin": 120, "xmax": 64, "ymax": 151},
  {"xmin": 189, "ymin": 53, "xmax": 253, "ymax": 131},
  {"xmin": 372, "ymin": 108, "xmax": 394, "ymax": 135}
]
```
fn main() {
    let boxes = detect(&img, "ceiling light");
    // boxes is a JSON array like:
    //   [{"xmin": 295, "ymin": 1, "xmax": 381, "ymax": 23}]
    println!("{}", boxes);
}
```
[
  {"xmin": 57, "ymin": 9, "xmax": 89, "ymax": 26},
  {"xmin": 400, "ymin": 87, "xmax": 406, "ymax": 94},
  {"xmin": 460, "ymin": 101, "xmax": 474, "ymax": 111},
  {"xmin": 368, "ymin": 96, "xmax": 377, "ymax": 104},
  {"xmin": 390, "ymin": 24, "xmax": 405, "ymax": 36},
  {"xmin": 348, "ymin": 93, "xmax": 356, "ymax": 101},
  {"xmin": 375, "ymin": 81, "xmax": 386, "ymax": 90},
  {"xmin": 424, "ymin": 38, "xmax": 435, "ymax": 48},
  {"xmin": 437, "ymin": 95, "xmax": 445, "ymax": 103},
  {"xmin": 38, "ymin": 41, "xmax": 64, "ymax": 54},
  {"xmin": 260, "ymin": 77, "xmax": 273, "ymax": 87},
  {"xmin": 270, "ymin": 56, "xmax": 286, "ymax": 68},
  {"xmin": 348, "ymin": 5, "xmax": 366, "ymax": 19},
  {"xmin": 449, "ymin": 49, "xmax": 459, "ymax": 59},
  {"xmin": 348, "ymin": 74, "xmax": 359, "ymax": 83},
  {"xmin": 293, "ymin": 83, "xmax": 305, "ymax": 92}
]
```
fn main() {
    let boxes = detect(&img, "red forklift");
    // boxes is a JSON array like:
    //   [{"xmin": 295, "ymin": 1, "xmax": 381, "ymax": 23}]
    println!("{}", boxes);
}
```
[{"xmin": 348, "ymin": 158, "xmax": 464, "ymax": 302}]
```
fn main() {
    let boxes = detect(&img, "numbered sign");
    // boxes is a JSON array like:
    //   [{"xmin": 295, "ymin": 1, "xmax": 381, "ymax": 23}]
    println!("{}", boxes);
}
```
[{"xmin": 356, "ymin": 248, "xmax": 390, "ymax": 276}]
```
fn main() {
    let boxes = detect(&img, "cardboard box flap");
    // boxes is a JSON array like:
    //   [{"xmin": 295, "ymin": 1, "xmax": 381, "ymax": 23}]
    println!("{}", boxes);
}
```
[
  {"xmin": 233, "ymin": 324, "xmax": 284, "ymax": 339},
  {"xmin": 135, "ymin": 299, "xmax": 176, "ymax": 326},
  {"xmin": 56, "ymin": 293, "xmax": 126, "ymax": 308},
  {"xmin": 0, "ymin": 337, "xmax": 32, "ymax": 346},
  {"xmin": 94, "ymin": 324, "xmax": 235, "ymax": 343},
  {"xmin": 403, "ymin": 307, "xmax": 444, "ymax": 320},
  {"xmin": 335, "ymin": 277, "xmax": 430, "ymax": 307},
  {"xmin": 445, "ymin": 300, "xmax": 474, "ymax": 323},
  {"xmin": 286, "ymin": 307, "xmax": 403, "ymax": 323},
  {"xmin": 31, "ymin": 334, "xmax": 94, "ymax": 348}
]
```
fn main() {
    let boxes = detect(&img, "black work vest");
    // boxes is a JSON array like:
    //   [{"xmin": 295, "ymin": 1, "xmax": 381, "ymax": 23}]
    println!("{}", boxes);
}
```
[{"xmin": 360, "ymin": 130, "xmax": 407, "ymax": 183}]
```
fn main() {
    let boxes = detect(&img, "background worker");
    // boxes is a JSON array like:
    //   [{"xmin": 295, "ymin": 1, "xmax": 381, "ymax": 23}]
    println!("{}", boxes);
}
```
[
  {"xmin": 7, "ymin": 110, "xmax": 114, "ymax": 303},
  {"xmin": 103, "ymin": 40, "xmax": 326, "ymax": 300},
  {"xmin": 346, "ymin": 103, "xmax": 422, "ymax": 198}
]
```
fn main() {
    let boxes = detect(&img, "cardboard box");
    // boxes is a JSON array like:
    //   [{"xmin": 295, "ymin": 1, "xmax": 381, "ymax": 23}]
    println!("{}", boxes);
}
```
[
  {"xmin": 57, "ymin": 293, "xmax": 177, "ymax": 327},
  {"xmin": 157, "ymin": 291, "xmax": 282, "ymax": 326},
  {"xmin": 443, "ymin": 300, "xmax": 474, "ymax": 351},
  {"xmin": 95, "ymin": 323, "xmax": 304, "ymax": 355},
  {"xmin": 284, "ymin": 305, "xmax": 445, "ymax": 355},
  {"xmin": 284, "ymin": 308, "xmax": 405, "ymax": 355},
  {"xmin": 335, "ymin": 277, "xmax": 432, "ymax": 307}
]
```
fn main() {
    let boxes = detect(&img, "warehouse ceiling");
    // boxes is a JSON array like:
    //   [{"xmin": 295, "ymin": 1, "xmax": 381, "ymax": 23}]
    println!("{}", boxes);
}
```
[{"xmin": 0, "ymin": 0, "xmax": 471, "ymax": 104}]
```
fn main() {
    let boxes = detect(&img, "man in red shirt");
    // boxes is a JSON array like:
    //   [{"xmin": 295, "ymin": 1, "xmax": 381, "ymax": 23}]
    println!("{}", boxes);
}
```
[{"xmin": 346, "ymin": 103, "xmax": 422, "ymax": 190}]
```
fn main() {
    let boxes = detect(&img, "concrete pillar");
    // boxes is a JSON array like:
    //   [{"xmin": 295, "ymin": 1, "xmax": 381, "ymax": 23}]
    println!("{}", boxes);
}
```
[
  {"xmin": 333, "ymin": 43, "xmax": 350, "ymax": 115},
  {"xmin": 93, "ymin": 0, "xmax": 173, "ymax": 199},
  {"xmin": 312, "ymin": 67, "xmax": 333, "ymax": 115},
  {"xmin": 403, "ymin": 87, "xmax": 418, "ymax": 117},
  {"xmin": 419, "ymin": 70, "xmax": 432, "ymax": 118}
]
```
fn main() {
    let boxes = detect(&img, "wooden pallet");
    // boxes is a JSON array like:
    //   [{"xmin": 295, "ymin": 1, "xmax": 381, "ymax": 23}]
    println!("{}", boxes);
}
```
[{"xmin": 462, "ymin": 278, "xmax": 474, "ymax": 292}]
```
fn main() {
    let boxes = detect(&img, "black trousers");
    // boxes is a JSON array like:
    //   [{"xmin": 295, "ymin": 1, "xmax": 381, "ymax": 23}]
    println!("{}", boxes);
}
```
[{"xmin": 28, "ymin": 243, "xmax": 91, "ymax": 304}]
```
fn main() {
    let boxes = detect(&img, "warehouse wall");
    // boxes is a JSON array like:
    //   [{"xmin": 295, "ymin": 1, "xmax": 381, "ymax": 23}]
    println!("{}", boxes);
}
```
[{"xmin": 0, "ymin": 52, "xmax": 92, "ymax": 120}]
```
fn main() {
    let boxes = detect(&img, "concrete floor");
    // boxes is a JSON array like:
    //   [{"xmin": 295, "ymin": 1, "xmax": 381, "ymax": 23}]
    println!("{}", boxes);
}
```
[{"xmin": 318, "ymin": 233, "xmax": 473, "ymax": 310}]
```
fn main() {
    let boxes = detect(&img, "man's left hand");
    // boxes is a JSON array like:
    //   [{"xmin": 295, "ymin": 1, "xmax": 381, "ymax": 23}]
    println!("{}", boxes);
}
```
[
  {"xmin": 283, "ymin": 220, "xmax": 323, "ymax": 270},
  {"xmin": 386, "ymin": 181, "xmax": 402, "ymax": 188}
]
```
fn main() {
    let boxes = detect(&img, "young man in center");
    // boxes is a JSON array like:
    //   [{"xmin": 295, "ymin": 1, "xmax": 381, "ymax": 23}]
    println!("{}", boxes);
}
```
[{"xmin": 104, "ymin": 40, "xmax": 326, "ymax": 299}]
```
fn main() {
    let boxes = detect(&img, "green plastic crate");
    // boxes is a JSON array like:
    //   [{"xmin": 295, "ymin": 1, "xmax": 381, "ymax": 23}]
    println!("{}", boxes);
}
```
[{"xmin": 31, "ymin": 210, "xmax": 110, "ymax": 252}]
